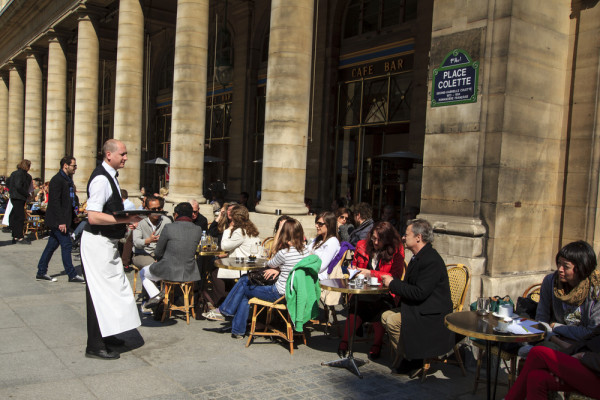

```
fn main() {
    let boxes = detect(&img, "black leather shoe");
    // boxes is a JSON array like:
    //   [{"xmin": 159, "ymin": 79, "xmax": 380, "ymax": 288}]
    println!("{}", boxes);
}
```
[
  {"xmin": 144, "ymin": 291, "xmax": 165, "ymax": 309},
  {"xmin": 103, "ymin": 336, "xmax": 125, "ymax": 346},
  {"xmin": 85, "ymin": 348, "xmax": 120, "ymax": 360}
]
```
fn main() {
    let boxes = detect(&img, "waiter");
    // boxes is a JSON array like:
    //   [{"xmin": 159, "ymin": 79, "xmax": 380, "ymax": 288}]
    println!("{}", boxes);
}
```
[{"xmin": 81, "ymin": 139, "xmax": 143, "ymax": 360}]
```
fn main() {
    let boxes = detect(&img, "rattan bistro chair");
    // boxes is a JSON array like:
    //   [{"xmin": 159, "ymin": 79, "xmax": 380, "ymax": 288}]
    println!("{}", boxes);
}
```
[
  {"xmin": 245, "ymin": 296, "xmax": 307, "ymax": 355},
  {"xmin": 416, "ymin": 264, "xmax": 470, "ymax": 382}
]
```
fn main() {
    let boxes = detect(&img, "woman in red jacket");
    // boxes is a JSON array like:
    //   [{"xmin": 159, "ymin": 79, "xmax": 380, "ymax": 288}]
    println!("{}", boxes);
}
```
[{"xmin": 338, "ymin": 221, "xmax": 405, "ymax": 360}]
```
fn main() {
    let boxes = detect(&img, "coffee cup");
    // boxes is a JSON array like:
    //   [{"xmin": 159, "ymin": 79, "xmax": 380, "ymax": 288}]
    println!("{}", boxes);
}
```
[
  {"xmin": 369, "ymin": 276, "xmax": 379, "ymax": 286},
  {"xmin": 498, "ymin": 304, "xmax": 514, "ymax": 318},
  {"xmin": 496, "ymin": 317, "xmax": 512, "ymax": 332}
]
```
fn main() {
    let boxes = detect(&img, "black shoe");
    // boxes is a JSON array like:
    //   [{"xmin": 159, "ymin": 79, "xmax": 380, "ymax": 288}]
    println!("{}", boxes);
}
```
[
  {"xmin": 393, "ymin": 358, "xmax": 423, "ymax": 375},
  {"xmin": 103, "ymin": 336, "xmax": 125, "ymax": 346},
  {"xmin": 144, "ymin": 291, "xmax": 165, "ymax": 309},
  {"xmin": 337, "ymin": 341, "xmax": 348, "ymax": 358},
  {"xmin": 36, "ymin": 274, "xmax": 57, "ymax": 282},
  {"xmin": 85, "ymin": 348, "xmax": 120, "ymax": 360},
  {"xmin": 11, "ymin": 238, "xmax": 16, "ymax": 244},
  {"xmin": 231, "ymin": 333, "xmax": 244, "ymax": 339},
  {"xmin": 17, "ymin": 238, "xmax": 31, "ymax": 245},
  {"xmin": 68, "ymin": 275, "xmax": 86, "ymax": 283}
]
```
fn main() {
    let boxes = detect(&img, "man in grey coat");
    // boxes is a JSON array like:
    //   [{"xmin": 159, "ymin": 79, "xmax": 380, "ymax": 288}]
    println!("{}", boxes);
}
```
[{"xmin": 142, "ymin": 202, "xmax": 202, "ymax": 308}]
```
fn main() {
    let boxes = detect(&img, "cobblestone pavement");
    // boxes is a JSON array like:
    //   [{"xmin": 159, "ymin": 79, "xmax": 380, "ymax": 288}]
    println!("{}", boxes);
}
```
[{"xmin": 0, "ymin": 230, "xmax": 504, "ymax": 399}]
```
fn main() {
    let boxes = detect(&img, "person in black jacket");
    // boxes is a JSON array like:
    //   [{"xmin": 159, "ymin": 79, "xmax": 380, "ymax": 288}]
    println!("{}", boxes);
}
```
[
  {"xmin": 381, "ymin": 218, "xmax": 454, "ymax": 376},
  {"xmin": 35, "ymin": 157, "xmax": 85, "ymax": 283},
  {"xmin": 7, "ymin": 159, "xmax": 33, "ymax": 244}
]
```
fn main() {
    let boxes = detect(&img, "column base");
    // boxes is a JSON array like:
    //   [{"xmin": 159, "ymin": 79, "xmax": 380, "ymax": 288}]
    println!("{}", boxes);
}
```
[{"xmin": 255, "ymin": 200, "xmax": 308, "ymax": 216}]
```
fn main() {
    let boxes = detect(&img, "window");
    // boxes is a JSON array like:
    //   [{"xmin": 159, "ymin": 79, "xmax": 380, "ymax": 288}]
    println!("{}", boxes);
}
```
[{"xmin": 343, "ymin": 0, "xmax": 417, "ymax": 39}]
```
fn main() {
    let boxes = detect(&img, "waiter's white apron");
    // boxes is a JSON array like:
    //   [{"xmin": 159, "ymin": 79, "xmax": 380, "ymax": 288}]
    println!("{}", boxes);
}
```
[
  {"xmin": 81, "ymin": 230, "xmax": 141, "ymax": 337},
  {"xmin": 2, "ymin": 199, "xmax": 12, "ymax": 225}
]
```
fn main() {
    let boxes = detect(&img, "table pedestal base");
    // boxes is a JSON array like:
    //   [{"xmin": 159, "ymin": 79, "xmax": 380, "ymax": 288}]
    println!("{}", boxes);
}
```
[{"xmin": 321, "ymin": 355, "xmax": 368, "ymax": 378}]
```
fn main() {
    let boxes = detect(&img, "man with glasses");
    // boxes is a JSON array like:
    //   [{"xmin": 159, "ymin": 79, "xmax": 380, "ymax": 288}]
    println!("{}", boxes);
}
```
[
  {"xmin": 132, "ymin": 195, "xmax": 171, "ymax": 269},
  {"xmin": 35, "ymin": 156, "xmax": 85, "ymax": 283},
  {"xmin": 189, "ymin": 199, "xmax": 208, "ymax": 231}
]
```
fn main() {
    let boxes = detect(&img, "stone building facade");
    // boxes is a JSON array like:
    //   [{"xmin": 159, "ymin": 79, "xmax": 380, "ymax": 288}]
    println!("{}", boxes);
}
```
[{"xmin": 0, "ymin": 0, "xmax": 599, "ymax": 301}]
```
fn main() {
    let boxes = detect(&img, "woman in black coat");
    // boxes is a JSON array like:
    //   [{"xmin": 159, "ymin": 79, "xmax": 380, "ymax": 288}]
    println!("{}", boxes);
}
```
[{"xmin": 7, "ymin": 159, "xmax": 33, "ymax": 244}]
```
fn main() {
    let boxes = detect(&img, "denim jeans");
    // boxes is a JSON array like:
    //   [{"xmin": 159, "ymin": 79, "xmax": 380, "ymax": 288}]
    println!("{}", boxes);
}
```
[
  {"xmin": 37, "ymin": 227, "xmax": 76, "ymax": 278},
  {"xmin": 219, "ymin": 275, "xmax": 281, "ymax": 335}
]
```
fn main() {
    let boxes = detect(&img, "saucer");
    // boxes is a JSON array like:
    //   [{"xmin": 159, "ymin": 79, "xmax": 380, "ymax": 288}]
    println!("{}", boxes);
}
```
[
  {"xmin": 493, "ymin": 327, "xmax": 509, "ymax": 333},
  {"xmin": 368, "ymin": 283, "xmax": 380, "ymax": 286},
  {"xmin": 492, "ymin": 311, "xmax": 518, "ymax": 319}
]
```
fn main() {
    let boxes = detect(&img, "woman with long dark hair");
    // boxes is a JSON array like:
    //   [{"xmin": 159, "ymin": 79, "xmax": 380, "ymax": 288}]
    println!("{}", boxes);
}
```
[
  {"xmin": 308, "ymin": 211, "xmax": 340, "ymax": 280},
  {"xmin": 338, "ymin": 221, "xmax": 405, "ymax": 360}
]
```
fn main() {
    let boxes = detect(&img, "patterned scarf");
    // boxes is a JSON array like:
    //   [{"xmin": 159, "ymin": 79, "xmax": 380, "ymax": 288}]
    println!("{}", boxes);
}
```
[{"xmin": 553, "ymin": 269, "xmax": 600, "ymax": 306}]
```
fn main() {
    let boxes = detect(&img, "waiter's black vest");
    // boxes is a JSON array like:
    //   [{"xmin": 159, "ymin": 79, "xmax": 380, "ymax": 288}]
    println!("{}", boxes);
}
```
[{"xmin": 84, "ymin": 165, "xmax": 126, "ymax": 239}]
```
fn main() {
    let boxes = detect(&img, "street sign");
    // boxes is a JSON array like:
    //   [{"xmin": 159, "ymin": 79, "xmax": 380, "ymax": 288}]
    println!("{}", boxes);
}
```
[{"xmin": 431, "ymin": 49, "xmax": 479, "ymax": 107}]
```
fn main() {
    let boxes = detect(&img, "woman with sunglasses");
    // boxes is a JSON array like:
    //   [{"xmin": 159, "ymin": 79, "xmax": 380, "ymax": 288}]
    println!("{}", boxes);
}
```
[
  {"xmin": 335, "ymin": 207, "xmax": 354, "ymax": 243},
  {"xmin": 338, "ymin": 221, "xmax": 405, "ymax": 360},
  {"xmin": 308, "ymin": 212, "xmax": 340, "ymax": 280}
]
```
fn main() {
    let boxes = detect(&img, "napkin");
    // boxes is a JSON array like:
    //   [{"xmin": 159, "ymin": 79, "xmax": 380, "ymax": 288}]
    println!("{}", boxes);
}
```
[{"xmin": 507, "ymin": 320, "xmax": 544, "ymax": 335}]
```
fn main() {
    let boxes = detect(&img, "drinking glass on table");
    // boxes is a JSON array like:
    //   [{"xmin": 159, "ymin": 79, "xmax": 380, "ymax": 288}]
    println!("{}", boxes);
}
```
[{"xmin": 477, "ymin": 297, "xmax": 490, "ymax": 316}]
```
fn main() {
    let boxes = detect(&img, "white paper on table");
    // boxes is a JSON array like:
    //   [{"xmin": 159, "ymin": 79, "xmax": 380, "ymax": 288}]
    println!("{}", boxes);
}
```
[{"xmin": 507, "ymin": 320, "xmax": 545, "ymax": 335}]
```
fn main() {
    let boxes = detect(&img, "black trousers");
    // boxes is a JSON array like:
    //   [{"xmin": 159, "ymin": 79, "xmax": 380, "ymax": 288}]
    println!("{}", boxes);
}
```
[
  {"xmin": 81, "ymin": 263, "xmax": 105, "ymax": 351},
  {"xmin": 9, "ymin": 198, "xmax": 26, "ymax": 239}
]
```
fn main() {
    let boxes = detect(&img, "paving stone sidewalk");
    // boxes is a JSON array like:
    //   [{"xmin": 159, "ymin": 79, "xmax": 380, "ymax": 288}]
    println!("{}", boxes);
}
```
[{"xmin": 0, "ymin": 230, "xmax": 504, "ymax": 399}]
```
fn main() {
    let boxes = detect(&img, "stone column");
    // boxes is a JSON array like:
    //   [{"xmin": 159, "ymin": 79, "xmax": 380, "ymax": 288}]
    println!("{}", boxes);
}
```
[
  {"xmin": 113, "ymin": 0, "xmax": 144, "ymax": 194},
  {"xmin": 0, "ymin": 73, "xmax": 8, "ymax": 176},
  {"xmin": 168, "ymin": 0, "xmax": 209, "ymax": 203},
  {"xmin": 23, "ymin": 50, "xmax": 44, "ymax": 179},
  {"xmin": 7, "ymin": 63, "xmax": 24, "ymax": 172},
  {"xmin": 255, "ymin": 0, "xmax": 314, "ymax": 215},
  {"xmin": 44, "ymin": 33, "xmax": 68, "ymax": 177},
  {"xmin": 72, "ymin": 10, "xmax": 100, "ymax": 195}
]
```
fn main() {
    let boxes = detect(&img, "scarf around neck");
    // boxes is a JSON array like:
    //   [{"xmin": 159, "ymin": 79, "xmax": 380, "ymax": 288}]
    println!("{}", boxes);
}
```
[{"xmin": 553, "ymin": 269, "xmax": 600, "ymax": 306}]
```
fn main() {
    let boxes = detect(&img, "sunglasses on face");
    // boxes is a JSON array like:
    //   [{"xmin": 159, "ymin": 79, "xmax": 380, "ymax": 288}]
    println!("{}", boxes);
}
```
[
  {"xmin": 338, "ymin": 216, "xmax": 347, "ymax": 220},
  {"xmin": 315, "ymin": 222, "xmax": 326, "ymax": 227},
  {"xmin": 149, "ymin": 207, "xmax": 163, "ymax": 211}
]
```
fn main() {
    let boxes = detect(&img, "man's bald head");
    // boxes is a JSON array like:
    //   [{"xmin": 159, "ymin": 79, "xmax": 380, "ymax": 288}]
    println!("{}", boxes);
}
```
[
  {"xmin": 103, "ymin": 139, "xmax": 121, "ymax": 159},
  {"xmin": 103, "ymin": 139, "xmax": 128, "ymax": 170}
]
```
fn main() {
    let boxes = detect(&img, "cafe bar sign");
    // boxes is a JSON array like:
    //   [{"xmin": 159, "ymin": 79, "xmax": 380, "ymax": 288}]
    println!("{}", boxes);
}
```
[{"xmin": 431, "ymin": 49, "xmax": 478, "ymax": 107}]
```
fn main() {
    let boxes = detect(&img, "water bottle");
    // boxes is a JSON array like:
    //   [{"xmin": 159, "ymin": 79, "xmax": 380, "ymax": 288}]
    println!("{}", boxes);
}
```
[{"xmin": 201, "ymin": 230, "xmax": 208, "ymax": 251}]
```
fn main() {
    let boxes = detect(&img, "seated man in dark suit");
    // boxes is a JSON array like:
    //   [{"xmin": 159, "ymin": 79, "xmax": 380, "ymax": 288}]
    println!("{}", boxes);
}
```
[
  {"xmin": 189, "ymin": 199, "xmax": 208, "ymax": 231},
  {"xmin": 141, "ymin": 202, "xmax": 203, "ymax": 308},
  {"xmin": 381, "ymin": 218, "xmax": 454, "ymax": 376}
]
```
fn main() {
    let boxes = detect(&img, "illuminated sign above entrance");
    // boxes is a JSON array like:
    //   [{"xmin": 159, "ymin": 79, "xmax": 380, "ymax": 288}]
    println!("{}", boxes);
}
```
[{"xmin": 431, "ymin": 49, "xmax": 479, "ymax": 107}]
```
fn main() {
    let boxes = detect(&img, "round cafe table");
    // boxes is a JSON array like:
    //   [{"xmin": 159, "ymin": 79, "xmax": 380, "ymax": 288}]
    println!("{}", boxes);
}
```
[
  {"xmin": 320, "ymin": 278, "xmax": 388, "ymax": 378},
  {"xmin": 445, "ymin": 311, "xmax": 545, "ymax": 400},
  {"xmin": 214, "ymin": 257, "xmax": 267, "ymax": 271}
]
